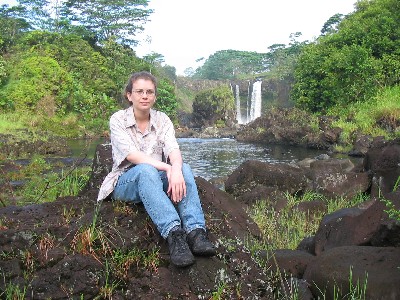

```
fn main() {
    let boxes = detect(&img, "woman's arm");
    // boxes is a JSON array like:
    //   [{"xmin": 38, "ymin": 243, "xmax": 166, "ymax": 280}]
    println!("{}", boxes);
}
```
[
  {"xmin": 167, "ymin": 149, "xmax": 186, "ymax": 203},
  {"xmin": 126, "ymin": 151, "xmax": 171, "ymax": 172}
]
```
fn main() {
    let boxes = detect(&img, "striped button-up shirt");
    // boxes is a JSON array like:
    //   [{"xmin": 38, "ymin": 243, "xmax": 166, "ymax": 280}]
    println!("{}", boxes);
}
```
[{"xmin": 97, "ymin": 107, "xmax": 179, "ymax": 201}]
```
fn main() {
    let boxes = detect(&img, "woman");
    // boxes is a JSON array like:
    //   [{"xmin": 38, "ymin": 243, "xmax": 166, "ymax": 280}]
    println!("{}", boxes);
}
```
[{"xmin": 97, "ymin": 71, "xmax": 215, "ymax": 267}]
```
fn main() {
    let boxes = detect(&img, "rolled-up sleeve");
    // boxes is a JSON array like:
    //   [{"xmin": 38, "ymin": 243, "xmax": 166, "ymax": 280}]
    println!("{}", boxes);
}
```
[{"xmin": 110, "ymin": 114, "xmax": 138, "ymax": 168}]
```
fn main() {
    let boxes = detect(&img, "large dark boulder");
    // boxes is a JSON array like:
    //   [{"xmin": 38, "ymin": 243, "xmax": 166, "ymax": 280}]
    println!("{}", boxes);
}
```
[
  {"xmin": 303, "ymin": 246, "xmax": 400, "ymax": 300},
  {"xmin": 84, "ymin": 142, "xmax": 112, "ymax": 193},
  {"xmin": 261, "ymin": 249, "xmax": 315, "ymax": 279},
  {"xmin": 315, "ymin": 200, "xmax": 387, "ymax": 255},
  {"xmin": 306, "ymin": 158, "xmax": 371, "ymax": 199},
  {"xmin": 225, "ymin": 160, "xmax": 308, "ymax": 198},
  {"xmin": 364, "ymin": 138, "xmax": 400, "ymax": 197},
  {"xmin": 0, "ymin": 144, "xmax": 271, "ymax": 299}
]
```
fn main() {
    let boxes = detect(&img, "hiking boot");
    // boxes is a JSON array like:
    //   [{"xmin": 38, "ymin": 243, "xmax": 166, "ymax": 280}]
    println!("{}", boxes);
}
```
[
  {"xmin": 167, "ymin": 228, "xmax": 195, "ymax": 267},
  {"xmin": 187, "ymin": 228, "xmax": 216, "ymax": 256}
]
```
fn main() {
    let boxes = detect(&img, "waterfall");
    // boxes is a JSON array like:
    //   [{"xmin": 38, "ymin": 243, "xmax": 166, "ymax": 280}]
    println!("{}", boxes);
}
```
[
  {"xmin": 231, "ymin": 80, "xmax": 262, "ymax": 125},
  {"xmin": 246, "ymin": 81, "xmax": 250, "ymax": 123},
  {"xmin": 249, "ymin": 81, "xmax": 262, "ymax": 122},
  {"xmin": 235, "ymin": 84, "xmax": 243, "ymax": 124}
]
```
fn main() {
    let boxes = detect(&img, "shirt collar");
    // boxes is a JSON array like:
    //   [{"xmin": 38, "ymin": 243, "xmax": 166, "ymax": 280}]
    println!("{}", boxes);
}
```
[{"xmin": 124, "ymin": 107, "xmax": 158, "ymax": 131}]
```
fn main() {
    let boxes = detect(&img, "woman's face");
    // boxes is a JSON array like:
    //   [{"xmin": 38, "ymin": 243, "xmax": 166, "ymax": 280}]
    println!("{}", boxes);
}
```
[{"xmin": 127, "ymin": 78, "xmax": 156, "ymax": 113}]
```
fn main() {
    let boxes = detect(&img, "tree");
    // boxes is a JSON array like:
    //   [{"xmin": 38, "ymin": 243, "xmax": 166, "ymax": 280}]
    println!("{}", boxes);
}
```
[
  {"xmin": 154, "ymin": 78, "xmax": 178, "ymax": 121},
  {"xmin": 63, "ymin": 0, "xmax": 153, "ymax": 45},
  {"xmin": 321, "ymin": 13, "xmax": 345, "ymax": 35},
  {"xmin": 292, "ymin": 0, "xmax": 399, "ymax": 112},
  {"xmin": 194, "ymin": 50, "xmax": 268, "ymax": 80},
  {"xmin": 0, "ymin": 4, "xmax": 31, "ymax": 52},
  {"xmin": 192, "ymin": 85, "xmax": 235, "ymax": 127},
  {"xmin": 293, "ymin": 43, "xmax": 383, "ymax": 112}
]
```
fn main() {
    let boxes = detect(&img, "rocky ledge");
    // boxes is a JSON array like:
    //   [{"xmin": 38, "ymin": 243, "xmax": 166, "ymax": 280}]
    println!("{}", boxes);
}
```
[{"xmin": 0, "ymin": 138, "xmax": 399, "ymax": 299}]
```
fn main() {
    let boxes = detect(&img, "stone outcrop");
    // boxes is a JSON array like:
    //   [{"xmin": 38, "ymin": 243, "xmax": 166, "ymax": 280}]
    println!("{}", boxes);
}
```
[
  {"xmin": 222, "ymin": 139, "xmax": 400, "ymax": 299},
  {"xmin": 0, "ymin": 144, "xmax": 269, "ymax": 299},
  {"xmin": 1, "ymin": 138, "xmax": 399, "ymax": 299},
  {"xmin": 235, "ymin": 108, "xmax": 342, "ymax": 150},
  {"xmin": 225, "ymin": 157, "xmax": 370, "ymax": 204},
  {"xmin": 303, "ymin": 246, "xmax": 400, "ymax": 300}
]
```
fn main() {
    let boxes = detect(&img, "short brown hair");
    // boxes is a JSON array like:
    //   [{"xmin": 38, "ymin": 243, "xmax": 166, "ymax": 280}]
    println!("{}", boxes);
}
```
[{"xmin": 124, "ymin": 71, "xmax": 157, "ymax": 101}]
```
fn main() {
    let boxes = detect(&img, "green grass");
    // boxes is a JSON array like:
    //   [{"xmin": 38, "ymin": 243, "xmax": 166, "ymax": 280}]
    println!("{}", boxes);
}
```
[
  {"xmin": 328, "ymin": 85, "xmax": 400, "ymax": 145},
  {"xmin": 17, "ymin": 167, "xmax": 91, "ymax": 205},
  {"xmin": 247, "ymin": 191, "xmax": 369, "ymax": 299},
  {"xmin": 0, "ymin": 280, "xmax": 27, "ymax": 300},
  {"xmin": 248, "ymin": 191, "xmax": 368, "ymax": 253},
  {"xmin": 0, "ymin": 113, "xmax": 25, "ymax": 135},
  {"xmin": 2, "ymin": 155, "xmax": 92, "ymax": 206},
  {"xmin": 0, "ymin": 111, "xmax": 108, "ymax": 139}
]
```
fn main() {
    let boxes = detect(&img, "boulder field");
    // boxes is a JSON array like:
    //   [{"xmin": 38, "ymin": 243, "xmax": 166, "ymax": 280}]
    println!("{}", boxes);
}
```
[{"xmin": 0, "ymin": 138, "xmax": 399, "ymax": 299}]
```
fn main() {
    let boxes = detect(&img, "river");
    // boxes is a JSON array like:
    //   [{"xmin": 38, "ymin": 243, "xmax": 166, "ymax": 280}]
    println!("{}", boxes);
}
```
[{"xmin": 69, "ymin": 138, "xmax": 330, "ymax": 180}]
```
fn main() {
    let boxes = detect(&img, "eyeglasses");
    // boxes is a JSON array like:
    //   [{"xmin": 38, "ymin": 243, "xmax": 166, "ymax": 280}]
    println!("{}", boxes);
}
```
[{"xmin": 132, "ymin": 89, "xmax": 155, "ymax": 97}]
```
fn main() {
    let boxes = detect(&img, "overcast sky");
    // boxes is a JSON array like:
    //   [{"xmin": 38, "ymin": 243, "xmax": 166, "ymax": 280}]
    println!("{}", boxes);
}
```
[
  {"xmin": 1, "ymin": 0, "xmax": 357, "ymax": 75},
  {"xmin": 135, "ymin": 0, "xmax": 357, "ymax": 74}
]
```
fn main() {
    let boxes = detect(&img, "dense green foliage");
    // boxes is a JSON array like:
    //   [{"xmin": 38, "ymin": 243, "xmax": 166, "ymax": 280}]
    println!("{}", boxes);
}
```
[
  {"xmin": 0, "ymin": 0, "xmax": 180, "ymax": 137},
  {"xmin": 193, "ymin": 50, "xmax": 269, "ymax": 80},
  {"xmin": 292, "ymin": 0, "xmax": 400, "ymax": 112},
  {"xmin": 63, "ymin": 0, "xmax": 153, "ymax": 45},
  {"xmin": 192, "ymin": 85, "xmax": 235, "ymax": 127},
  {"xmin": 0, "ymin": 0, "xmax": 399, "ymax": 141},
  {"xmin": 193, "ymin": 33, "xmax": 308, "ymax": 82}
]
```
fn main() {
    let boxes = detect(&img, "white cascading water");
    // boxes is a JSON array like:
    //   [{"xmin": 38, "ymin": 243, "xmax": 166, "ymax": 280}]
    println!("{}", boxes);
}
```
[
  {"xmin": 235, "ymin": 84, "xmax": 243, "ymax": 124},
  {"xmin": 246, "ymin": 81, "xmax": 251, "ymax": 123},
  {"xmin": 249, "ymin": 81, "xmax": 262, "ymax": 123},
  {"xmin": 233, "ymin": 81, "xmax": 262, "ymax": 125}
]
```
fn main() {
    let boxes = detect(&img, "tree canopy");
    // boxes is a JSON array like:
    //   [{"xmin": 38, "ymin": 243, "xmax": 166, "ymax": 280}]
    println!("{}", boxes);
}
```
[{"xmin": 292, "ymin": 0, "xmax": 400, "ymax": 112}]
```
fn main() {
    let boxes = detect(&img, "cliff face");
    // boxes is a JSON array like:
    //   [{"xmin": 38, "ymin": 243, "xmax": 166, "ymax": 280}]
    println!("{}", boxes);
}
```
[{"xmin": 175, "ymin": 77, "xmax": 292, "ymax": 129}]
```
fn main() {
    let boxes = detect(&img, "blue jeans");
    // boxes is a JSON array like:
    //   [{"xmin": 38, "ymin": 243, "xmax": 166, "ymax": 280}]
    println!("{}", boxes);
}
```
[{"xmin": 112, "ymin": 163, "xmax": 206, "ymax": 238}]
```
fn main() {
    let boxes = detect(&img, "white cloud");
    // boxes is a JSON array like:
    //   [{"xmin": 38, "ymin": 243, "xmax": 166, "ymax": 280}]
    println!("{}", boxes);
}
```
[{"xmin": 135, "ymin": 0, "xmax": 356, "ymax": 75}]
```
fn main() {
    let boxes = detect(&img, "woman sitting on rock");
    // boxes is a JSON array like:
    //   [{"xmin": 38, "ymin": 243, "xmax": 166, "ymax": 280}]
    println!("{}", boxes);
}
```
[{"xmin": 97, "ymin": 71, "xmax": 215, "ymax": 267}]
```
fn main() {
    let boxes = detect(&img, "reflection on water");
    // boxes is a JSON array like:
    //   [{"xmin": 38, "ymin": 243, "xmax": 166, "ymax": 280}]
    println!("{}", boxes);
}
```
[
  {"xmin": 68, "ymin": 138, "xmax": 331, "ymax": 180},
  {"xmin": 68, "ymin": 138, "xmax": 108, "ymax": 158},
  {"xmin": 178, "ymin": 138, "xmax": 327, "ymax": 180}
]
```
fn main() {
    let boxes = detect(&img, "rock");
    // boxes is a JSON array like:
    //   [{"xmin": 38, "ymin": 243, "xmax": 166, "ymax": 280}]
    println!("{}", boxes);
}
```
[
  {"xmin": 225, "ymin": 160, "xmax": 307, "ymax": 198},
  {"xmin": 195, "ymin": 177, "xmax": 261, "ymax": 240},
  {"xmin": 306, "ymin": 158, "xmax": 371, "ymax": 199},
  {"xmin": 236, "ymin": 186, "xmax": 287, "ymax": 206},
  {"xmin": 296, "ymin": 236, "xmax": 316, "ymax": 255},
  {"xmin": 260, "ymin": 249, "xmax": 315, "ymax": 278},
  {"xmin": 279, "ymin": 278, "xmax": 314, "ymax": 300},
  {"xmin": 349, "ymin": 134, "xmax": 373, "ymax": 157},
  {"xmin": 313, "ymin": 198, "xmax": 393, "ymax": 255},
  {"xmin": 0, "ymin": 150, "xmax": 269, "ymax": 299},
  {"xmin": 363, "ymin": 138, "xmax": 400, "ymax": 197},
  {"xmin": 83, "ymin": 142, "xmax": 112, "ymax": 194},
  {"xmin": 303, "ymin": 246, "xmax": 400, "ymax": 300},
  {"xmin": 294, "ymin": 200, "xmax": 327, "ymax": 220}
]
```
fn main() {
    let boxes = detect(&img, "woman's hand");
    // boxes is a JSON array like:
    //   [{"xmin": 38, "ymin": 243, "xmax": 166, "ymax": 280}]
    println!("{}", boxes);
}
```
[{"xmin": 167, "ymin": 164, "xmax": 187, "ymax": 203}]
